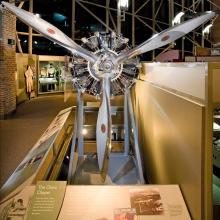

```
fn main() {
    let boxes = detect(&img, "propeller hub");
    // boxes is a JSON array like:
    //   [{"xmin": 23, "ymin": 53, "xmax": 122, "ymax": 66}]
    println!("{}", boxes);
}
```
[
  {"xmin": 103, "ymin": 62, "xmax": 112, "ymax": 71},
  {"xmin": 88, "ymin": 49, "xmax": 123, "ymax": 80},
  {"xmin": 71, "ymin": 32, "xmax": 138, "ymax": 96}
]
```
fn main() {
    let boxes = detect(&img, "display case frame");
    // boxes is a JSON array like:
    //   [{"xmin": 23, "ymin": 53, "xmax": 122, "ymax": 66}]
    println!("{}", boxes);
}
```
[{"xmin": 37, "ymin": 55, "xmax": 68, "ymax": 95}]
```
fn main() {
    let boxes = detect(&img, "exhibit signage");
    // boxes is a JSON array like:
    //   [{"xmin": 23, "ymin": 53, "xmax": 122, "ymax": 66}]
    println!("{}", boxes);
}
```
[
  {"xmin": 0, "ymin": 184, "xmax": 191, "ymax": 220},
  {"xmin": 26, "ymin": 181, "xmax": 66, "ymax": 220},
  {"xmin": 0, "ymin": 107, "xmax": 72, "ymax": 203},
  {"xmin": 58, "ymin": 185, "xmax": 191, "ymax": 220}
]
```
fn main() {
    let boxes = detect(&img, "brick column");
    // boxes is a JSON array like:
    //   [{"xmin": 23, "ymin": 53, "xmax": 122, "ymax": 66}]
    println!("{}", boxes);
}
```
[{"xmin": 0, "ymin": 7, "xmax": 17, "ymax": 118}]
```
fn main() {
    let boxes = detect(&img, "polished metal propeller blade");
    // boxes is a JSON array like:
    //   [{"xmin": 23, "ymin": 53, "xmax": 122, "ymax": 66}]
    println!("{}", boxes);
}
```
[
  {"xmin": 2, "ymin": 1, "xmax": 97, "ymax": 63},
  {"xmin": 114, "ymin": 11, "xmax": 216, "ymax": 64},
  {"xmin": 96, "ymin": 76, "xmax": 112, "ymax": 172}
]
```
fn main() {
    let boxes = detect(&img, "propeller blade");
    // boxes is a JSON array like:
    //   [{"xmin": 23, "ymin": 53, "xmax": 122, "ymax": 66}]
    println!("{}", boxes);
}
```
[
  {"xmin": 96, "ymin": 76, "xmax": 112, "ymax": 172},
  {"xmin": 114, "ymin": 11, "xmax": 216, "ymax": 64},
  {"xmin": 1, "ymin": 1, "xmax": 98, "ymax": 63}
]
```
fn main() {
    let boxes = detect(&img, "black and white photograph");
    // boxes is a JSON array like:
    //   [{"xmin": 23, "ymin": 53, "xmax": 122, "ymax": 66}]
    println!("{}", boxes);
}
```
[
  {"xmin": 130, "ymin": 188, "xmax": 164, "ymax": 215},
  {"xmin": 0, "ymin": 198, "xmax": 27, "ymax": 220}
]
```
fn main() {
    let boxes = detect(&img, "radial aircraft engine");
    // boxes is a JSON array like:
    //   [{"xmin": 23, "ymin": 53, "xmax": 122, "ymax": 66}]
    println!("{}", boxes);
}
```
[{"xmin": 1, "ymin": 1, "xmax": 217, "ymax": 172}]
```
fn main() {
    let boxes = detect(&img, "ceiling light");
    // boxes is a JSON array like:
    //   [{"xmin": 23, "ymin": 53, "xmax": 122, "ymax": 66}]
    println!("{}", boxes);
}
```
[
  {"xmin": 119, "ymin": 0, "xmax": 129, "ymax": 10},
  {"xmin": 172, "ymin": 12, "xmax": 185, "ymax": 26},
  {"xmin": 202, "ymin": 23, "xmax": 213, "ymax": 35},
  {"xmin": 214, "ymin": 122, "xmax": 220, "ymax": 130},
  {"xmin": 82, "ymin": 128, "xmax": 87, "ymax": 135}
]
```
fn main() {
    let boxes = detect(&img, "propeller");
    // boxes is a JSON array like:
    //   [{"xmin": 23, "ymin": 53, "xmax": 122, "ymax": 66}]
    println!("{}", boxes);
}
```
[
  {"xmin": 1, "ymin": 1, "xmax": 98, "ymax": 63},
  {"xmin": 2, "ymin": 1, "xmax": 218, "ymax": 177},
  {"xmin": 114, "ymin": 11, "xmax": 216, "ymax": 64},
  {"xmin": 96, "ymin": 76, "xmax": 112, "ymax": 172}
]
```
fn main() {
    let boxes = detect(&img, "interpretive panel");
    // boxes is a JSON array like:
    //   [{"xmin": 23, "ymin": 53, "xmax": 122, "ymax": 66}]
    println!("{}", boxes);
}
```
[
  {"xmin": 0, "ymin": 185, "xmax": 190, "ymax": 220},
  {"xmin": 27, "ymin": 181, "xmax": 66, "ymax": 220},
  {"xmin": 58, "ymin": 185, "xmax": 191, "ymax": 220},
  {"xmin": 0, "ymin": 107, "xmax": 72, "ymax": 203}
]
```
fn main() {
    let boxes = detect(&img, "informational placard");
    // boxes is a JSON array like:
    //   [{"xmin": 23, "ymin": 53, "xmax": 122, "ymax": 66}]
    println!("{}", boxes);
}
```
[
  {"xmin": 0, "ymin": 184, "xmax": 191, "ymax": 220},
  {"xmin": 58, "ymin": 185, "xmax": 191, "ymax": 220},
  {"xmin": 0, "ymin": 107, "xmax": 72, "ymax": 203},
  {"xmin": 26, "ymin": 181, "xmax": 66, "ymax": 220}
]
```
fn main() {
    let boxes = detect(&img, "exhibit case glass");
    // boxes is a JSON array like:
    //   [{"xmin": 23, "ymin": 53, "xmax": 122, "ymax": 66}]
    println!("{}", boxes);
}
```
[{"xmin": 38, "ymin": 56, "xmax": 68, "ymax": 94}]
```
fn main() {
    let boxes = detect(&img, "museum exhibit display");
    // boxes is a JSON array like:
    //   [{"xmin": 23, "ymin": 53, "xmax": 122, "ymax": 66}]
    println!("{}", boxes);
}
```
[
  {"xmin": 0, "ymin": 1, "xmax": 220, "ymax": 220},
  {"xmin": 38, "ymin": 56, "xmax": 66, "ymax": 94},
  {"xmin": 1, "ymin": 0, "xmax": 218, "ymax": 172}
]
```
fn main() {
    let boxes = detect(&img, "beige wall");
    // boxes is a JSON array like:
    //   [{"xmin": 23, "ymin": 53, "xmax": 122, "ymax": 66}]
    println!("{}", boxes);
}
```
[
  {"xmin": 131, "ymin": 62, "xmax": 220, "ymax": 220},
  {"xmin": 141, "ymin": 62, "xmax": 207, "ymax": 101},
  {"xmin": 133, "ymin": 62, "xmax": 220, "ymax": 220},
  {"xmin": 133, "ymin": 82, "xmax": 204, "ymax": 220}
]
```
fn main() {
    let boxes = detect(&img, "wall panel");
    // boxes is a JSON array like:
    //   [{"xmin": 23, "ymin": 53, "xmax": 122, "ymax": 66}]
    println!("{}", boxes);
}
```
[{"xmin": 133, "ymin": 81, "xmax": 205, "ymax": 220}]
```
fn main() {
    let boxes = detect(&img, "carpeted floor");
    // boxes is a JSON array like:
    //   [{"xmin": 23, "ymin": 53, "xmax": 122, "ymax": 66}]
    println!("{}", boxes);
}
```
[{"xmin": 0, "ymin": 94, "xmax": 75, "ymax": 187}]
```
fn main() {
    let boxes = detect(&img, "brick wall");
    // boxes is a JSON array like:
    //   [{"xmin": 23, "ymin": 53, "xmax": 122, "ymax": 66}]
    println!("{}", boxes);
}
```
[{"xmin": 0, "ymin": 8, "xmax": 16, "ymax": 118}]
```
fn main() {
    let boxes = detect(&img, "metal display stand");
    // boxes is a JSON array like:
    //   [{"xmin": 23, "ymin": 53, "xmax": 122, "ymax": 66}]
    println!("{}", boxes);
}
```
[{"xmin": 68, "ymin": 90, "xmax": 145, "ymax": 185}]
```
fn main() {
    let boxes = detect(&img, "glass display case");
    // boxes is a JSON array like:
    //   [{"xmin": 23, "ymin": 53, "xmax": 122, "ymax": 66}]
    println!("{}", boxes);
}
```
[{"xmin": 38, "ymin": 56, "xmax": 67, "ymax": 94}]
